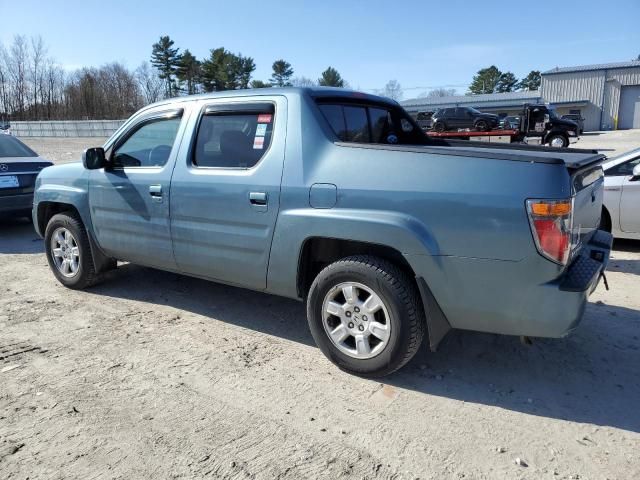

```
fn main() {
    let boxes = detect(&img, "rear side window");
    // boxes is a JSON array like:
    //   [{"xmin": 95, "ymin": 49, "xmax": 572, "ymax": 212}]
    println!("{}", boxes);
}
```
[
  {"xmin": 606, "ymin": 156, "xmax": 640, "ymax": 176},
  {"xmin": 0, "ymin": 135, "xmax": 38, "ymax": 158},
  {"xmin": 318, "ymin": 102, "xmax": 426, "ymax": 145},
  {"xmin": 193, "ymin": 106, "xmax": 274, "ymax": 168}
]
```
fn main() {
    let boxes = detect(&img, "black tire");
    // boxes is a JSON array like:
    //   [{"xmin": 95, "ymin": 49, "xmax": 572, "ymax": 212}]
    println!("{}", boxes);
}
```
[
  {"xmin": 600, "ymin": 207, "xmax": 612, "ymax": 233},
  {"xmin": 433, "ymin": 121, "xmax": 445, "ymax": 132},
  {"xmin": 44, "ymin": 212, "xmax": 99, "ymax": 289},
  {"xmin": 474, "ymin": 120, "xmax": 489, "ymax": 132},
  {"xmin": 547, "ymin": 134, "xmax": 569, "ymax": 148},
  {"xmin": 306, "ymin": 255, "xmax": 425, "ymax": 377}
]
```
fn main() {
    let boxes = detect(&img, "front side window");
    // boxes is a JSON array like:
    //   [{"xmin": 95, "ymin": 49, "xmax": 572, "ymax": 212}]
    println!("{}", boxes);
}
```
[
  {"xmin": 112, "ymin": 116, "xmax": 181, "ymax": 168},
  {"xmin": 606, "ymin": 156, "xmax": 640, "ymax": 176},
  {"xmin": 193, "ymin": 109, "xmax": 274, "ymax": 168}
]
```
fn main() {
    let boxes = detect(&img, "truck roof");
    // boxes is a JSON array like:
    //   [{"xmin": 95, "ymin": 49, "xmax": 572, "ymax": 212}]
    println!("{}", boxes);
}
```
[{"xmin": 142, "ymin": 87, "xmax": 398, "ymax": 112}]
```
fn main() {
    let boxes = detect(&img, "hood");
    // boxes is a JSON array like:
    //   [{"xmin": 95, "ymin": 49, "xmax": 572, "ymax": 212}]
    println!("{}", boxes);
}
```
[
  {"xmin": 0, "ymin": 155, "xmax": 52, "ymax": 165},
  {"xmin": 553, "ymin": 118, "xmax": 578, "ymax": 130}
]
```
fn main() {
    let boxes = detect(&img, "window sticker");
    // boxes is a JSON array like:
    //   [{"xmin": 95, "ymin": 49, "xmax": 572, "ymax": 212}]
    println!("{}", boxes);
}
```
[
  {"xmin": 253, "ymin": 136, "xmax": 265, "ymax": 149},
  {"xmin": 257, "ymin": 113, "xmax": 272, "ymax": 123},
  {"xmin": 255, "ymin": 123, "xmax": 267, "ymax": 137}
]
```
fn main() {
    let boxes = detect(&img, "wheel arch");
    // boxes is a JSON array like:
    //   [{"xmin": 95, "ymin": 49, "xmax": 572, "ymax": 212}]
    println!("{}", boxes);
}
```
[{"xmin": 39, "ymin": 201, "xmax": 115, "ymax": 274}]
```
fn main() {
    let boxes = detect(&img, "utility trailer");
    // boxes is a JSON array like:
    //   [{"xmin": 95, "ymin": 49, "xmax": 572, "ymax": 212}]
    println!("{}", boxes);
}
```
[{"xmin": 426, "ymin": 104, "xmax": 580, "ymax": 148}]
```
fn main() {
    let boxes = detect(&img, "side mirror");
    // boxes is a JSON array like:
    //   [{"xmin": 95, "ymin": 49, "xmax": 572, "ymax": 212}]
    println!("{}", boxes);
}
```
[
  {"xmin": 632, "ymin": 164, "xmax": 640, "ymax": 180},
  {"xmin": 82, "ymin": 147, "xmax": 106, "ymax": 170}
]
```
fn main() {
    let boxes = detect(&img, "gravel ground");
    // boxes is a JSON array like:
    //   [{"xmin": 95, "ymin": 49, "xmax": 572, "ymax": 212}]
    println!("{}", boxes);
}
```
[
  {"xmin": 1, "ymin": 227, "xmax": 640, "ymax": 479},
  {"xmin": 1, "ymin": 136, "xmax": 639, "ymax": 478}
]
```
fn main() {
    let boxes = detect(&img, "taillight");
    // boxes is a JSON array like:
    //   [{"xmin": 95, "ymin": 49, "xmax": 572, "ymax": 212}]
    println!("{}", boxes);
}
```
[{"xmin": 526, "ymin": 199, "xmax": 573, "ymax": 265}]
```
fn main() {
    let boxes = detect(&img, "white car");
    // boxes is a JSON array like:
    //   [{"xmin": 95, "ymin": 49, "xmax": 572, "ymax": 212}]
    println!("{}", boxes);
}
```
[{"xmin": 602, "ymin": 147, "xmax": 640, "ymax": 240}]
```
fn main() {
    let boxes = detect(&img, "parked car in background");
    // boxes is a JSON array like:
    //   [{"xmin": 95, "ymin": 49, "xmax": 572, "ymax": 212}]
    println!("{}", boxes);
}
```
[
  {"xmin": 33, "ymin": 87, "xmax": 610, "ymax": 377},
  {"xmin": 0, "ymin": 123, "xmax": 11, "ymax": 135},
  {"xmin": 561, "ymin": 114, "xmax": 584, "ymax": 134},
  {"xmin": 601, "ymin": 147, "xmax": 640, "ymax": 239},
  {"xmin": 500, "ymin": 116, "xmax": 521, "ymax": 130},
  {"xmin": 431, "ymin": 107, "xmax": 499, "ymax": 132},
  {"xmin": 0, "ymin": 135, "xmax": 52, "ymax": 218}
]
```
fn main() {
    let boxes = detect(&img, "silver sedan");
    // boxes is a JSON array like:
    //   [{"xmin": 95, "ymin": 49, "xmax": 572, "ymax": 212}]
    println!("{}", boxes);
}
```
[{"xmin": 601, "ymin": 147, "xmax": 640, "ymax": 240}]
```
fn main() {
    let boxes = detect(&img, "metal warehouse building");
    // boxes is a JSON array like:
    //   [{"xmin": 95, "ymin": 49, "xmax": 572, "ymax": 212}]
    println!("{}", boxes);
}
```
[
  {"xmin": 541, "ymin": 60, "xmax": 640, "ymax": 131},
  {"xmin": 401, "ymin": 60, "xmax": 640, "ymax": 132}
]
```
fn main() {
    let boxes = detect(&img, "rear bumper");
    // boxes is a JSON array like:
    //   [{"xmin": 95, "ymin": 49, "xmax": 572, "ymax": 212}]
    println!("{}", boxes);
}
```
[
  {"xmin": 406, "ymin": 230, "xmax": 612, "ymax": 339},
  {"xmin": 0, "ymin": 193, "xmax": 34, "ymax": 214}
]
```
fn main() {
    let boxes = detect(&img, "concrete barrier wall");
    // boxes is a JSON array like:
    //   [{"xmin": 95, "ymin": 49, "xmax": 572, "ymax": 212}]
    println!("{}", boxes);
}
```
[{"xmin": 12, "ymin": 120, "xmax": 126, "ymax": 137}]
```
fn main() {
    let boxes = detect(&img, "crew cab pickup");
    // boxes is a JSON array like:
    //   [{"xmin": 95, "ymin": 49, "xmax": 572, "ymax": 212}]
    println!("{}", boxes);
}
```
[{"xmin": 33, "ymin": 87, "xmax": 611, "ymax": 376}]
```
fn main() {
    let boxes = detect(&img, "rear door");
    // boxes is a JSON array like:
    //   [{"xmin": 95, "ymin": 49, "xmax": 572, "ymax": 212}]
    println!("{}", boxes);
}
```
[
  {"xmin": 89, "ymin": 108, "xmax": 187, "ymax": 269},
  {"xmin": 169, "ymin": 96, "xmax": 287, "ymax": 290}
]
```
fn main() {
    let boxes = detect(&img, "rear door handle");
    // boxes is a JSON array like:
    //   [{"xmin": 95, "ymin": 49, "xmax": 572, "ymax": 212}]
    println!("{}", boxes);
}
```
[
  {"xmin": 249, "ymin": 191, "xmax": 267, "ymax": 205},
  {"xmin": 149, "ymin": 184, "xmax": 163, "ymax": 202}
]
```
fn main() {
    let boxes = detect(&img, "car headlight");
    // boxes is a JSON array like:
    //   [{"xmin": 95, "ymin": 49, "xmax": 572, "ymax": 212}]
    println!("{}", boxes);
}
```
[{"xmin": 568, "ymin": 131, "xmax": 576, "ymax": 136}]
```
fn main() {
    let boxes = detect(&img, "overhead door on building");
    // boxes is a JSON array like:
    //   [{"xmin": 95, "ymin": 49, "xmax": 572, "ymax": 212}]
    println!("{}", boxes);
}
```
[{"xmin": 619, "ymin": 85, "xmax": 640, "ymax": 129}]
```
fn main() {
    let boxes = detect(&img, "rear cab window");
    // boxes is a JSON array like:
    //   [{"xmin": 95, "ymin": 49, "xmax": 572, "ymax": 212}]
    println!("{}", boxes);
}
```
[{"xmin": 316, "ymin": 99, "xmax": 427, "ymax": 146}]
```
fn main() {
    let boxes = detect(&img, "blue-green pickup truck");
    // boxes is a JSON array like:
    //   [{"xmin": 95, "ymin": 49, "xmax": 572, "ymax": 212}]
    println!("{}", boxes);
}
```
[{"xmin": 33, "ymin": 87, "xmax": 612, "ymax": 376}]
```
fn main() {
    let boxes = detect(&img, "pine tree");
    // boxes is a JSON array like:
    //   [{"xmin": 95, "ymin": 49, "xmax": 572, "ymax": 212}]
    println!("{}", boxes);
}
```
[
  {"xmin": 270, "ymin": 60, "xmax": 293, "ymax": 87},
  {"xmin": 177, "ymin": 49, "xmax": 201, "ymax": 95},
  {"xmin": 468, "ymin": 66, "xmax": 502, "ymax": 94},
  {"xmin": 151, "ymin": 36, "xmax": 180, "ymax": 97},
  {"xmin": 318, "ymin": 67, "xmax": 345, "ymax": 87}
]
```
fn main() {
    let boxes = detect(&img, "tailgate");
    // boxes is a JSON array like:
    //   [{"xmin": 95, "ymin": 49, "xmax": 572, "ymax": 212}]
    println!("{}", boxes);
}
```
[{"xmin": 571, "ymin": 164, "xmax": 605, "ymax": 255}]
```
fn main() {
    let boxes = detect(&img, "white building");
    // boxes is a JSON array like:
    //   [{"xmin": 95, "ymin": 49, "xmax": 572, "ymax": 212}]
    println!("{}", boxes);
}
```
[{"xmin": 401, "ymin": 60, "xmax": 640, "ymax": 132}]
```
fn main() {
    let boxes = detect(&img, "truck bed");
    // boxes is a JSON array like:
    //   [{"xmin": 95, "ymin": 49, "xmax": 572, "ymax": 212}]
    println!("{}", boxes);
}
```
[{"xmin": 336, "ymin": 140, "xmax": 607, "ymax": 170}]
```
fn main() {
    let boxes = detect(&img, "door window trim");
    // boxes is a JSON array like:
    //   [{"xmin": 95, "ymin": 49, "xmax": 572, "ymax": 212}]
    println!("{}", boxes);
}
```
[
  {"xmin": 189, "ymin": 101, "xmax": 276, "ymax": 170},
  {"xmin": 107, "ymin": 108, "xmax": 184, "ymax": 170}
]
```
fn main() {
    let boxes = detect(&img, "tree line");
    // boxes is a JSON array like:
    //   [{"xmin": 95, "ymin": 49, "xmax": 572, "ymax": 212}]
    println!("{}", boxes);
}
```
[
  {"xmin": 467, "ymin": 66, "xmax": 541, "ymax": 95},
  {"xmin": 0, "ymin": 33, "xmax": 545, "ymax": 121},
  {"xmin": 0, "ymin": 34, "xmax": 349, "ymax": 121},
  {"xmin": 149, "ymin": 35, "xmax": 347, "ymax": 97}
]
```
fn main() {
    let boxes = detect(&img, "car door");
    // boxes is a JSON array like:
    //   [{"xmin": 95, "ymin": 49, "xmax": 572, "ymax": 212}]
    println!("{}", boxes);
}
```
[
  {"xmin": 88, "ymin": 107, "xmax": 188, "ymax": 269},
  {"xmin": 619, "ymin": 156, "xmax": 640, "ymax": 233},
  {"xmin": 169, "ymin": 96, "xmax": 287, "ymax": 291}
]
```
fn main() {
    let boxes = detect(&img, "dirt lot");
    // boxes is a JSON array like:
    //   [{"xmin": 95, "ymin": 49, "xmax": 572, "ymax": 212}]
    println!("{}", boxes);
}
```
[{"xmin": 1, "ymin": 136, "xmax": 639, "ymax": 479}]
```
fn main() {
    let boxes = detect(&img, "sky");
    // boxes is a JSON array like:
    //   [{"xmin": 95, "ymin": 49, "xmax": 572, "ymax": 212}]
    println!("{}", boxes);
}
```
[{"xmin": 1, "ymin": 0, "xmax": 639, "ymax": 99}]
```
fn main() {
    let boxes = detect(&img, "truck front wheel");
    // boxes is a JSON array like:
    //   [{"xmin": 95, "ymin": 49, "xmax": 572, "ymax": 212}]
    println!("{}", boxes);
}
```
[
  {"xmin": 306, "ymin": 255, "xmax": 425, "ymax": 377},
  {"xmin": 44, "ymin": 212, "xmax": 99, "ymax": 289},
  {"xmin": 547, "ymin": 134, "xmax": 569, "ymax": 148}
]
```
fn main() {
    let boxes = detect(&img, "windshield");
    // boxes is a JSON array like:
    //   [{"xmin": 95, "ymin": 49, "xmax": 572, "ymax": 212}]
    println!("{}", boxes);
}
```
[
  {"xmin": 467, "ymin": 107, "xmax": 482, "ymax": 115},
  {"xmin": 548, "ymin": 107, "xmax": 560, "ymax": 120},
  {"xmin": 0, "ymin": 135, "xmax": 38, "ymax": 157}
]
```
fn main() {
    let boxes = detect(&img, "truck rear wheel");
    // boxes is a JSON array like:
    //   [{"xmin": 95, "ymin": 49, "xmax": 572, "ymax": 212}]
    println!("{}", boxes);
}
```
[
  {"xmin": 44, "ymin": 212, "xmax": 99, "ymax": 289},
  {"xmin": 306, "ymin": 255, "xmax": 425, "ymax": 377}
]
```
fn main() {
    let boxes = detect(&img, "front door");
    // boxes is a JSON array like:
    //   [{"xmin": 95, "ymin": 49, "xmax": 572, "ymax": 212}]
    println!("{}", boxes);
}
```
[
  {"xmin": 89, "ymin": 108, "xmax": 187, "ymax": 269},
  {"xmin": 170, "ymin": 97, "xmax": 287, "ymax": 290},
  {"xmin": 620, "ymin": 156, "xmax": 640, "ymax": 233}
]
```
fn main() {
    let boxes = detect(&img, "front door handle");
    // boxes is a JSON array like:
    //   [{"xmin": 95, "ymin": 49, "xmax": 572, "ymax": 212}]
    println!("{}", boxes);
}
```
[
  {"xmin": 149, "ymin": 184, "xmax": 163, "ymax": 202},
  {"xmin": 249, "ymin": 191, "xmax": 267, "ymax": 206}
]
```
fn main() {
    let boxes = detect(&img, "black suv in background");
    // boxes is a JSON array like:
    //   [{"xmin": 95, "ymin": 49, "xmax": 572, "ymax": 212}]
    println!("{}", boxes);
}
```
[{"xmin": 431, "ymin": 107, "xmax": 499, "ymax": 132}]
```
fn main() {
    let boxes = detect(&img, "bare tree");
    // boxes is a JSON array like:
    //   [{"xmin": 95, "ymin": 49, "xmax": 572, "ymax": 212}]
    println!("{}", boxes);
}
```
[
  {"xmin": 29, "ymin": 36, "xmax": 47, "ymax": 119},
  {"xmin": 136, "ymin": 62, "xmax": 164, "ymax": 104},
  {"xmin": 7, "ymin": 35, "xmax": 30, "ymax": 119},
  {"xmin": 422, "ymin": 87, "xmax": 457, "ymax": 98},
  {"xmin": 291, "ymin": 76, "xmax": 317, "ymax": 87},
  {"xmin": 378, "ymin": 80, "xmax": 402, "ymax": 101}
]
